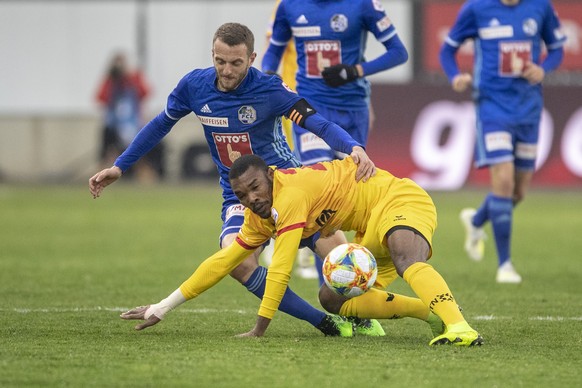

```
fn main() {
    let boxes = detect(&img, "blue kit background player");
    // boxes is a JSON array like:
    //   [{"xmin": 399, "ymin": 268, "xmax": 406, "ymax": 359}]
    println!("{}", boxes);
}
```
[
  {"xmin": 262, "ymin": 0, "xmax": 408, "ymax": 282},
  {"xmin": 89, "ymin": 22, "xmax": 381, "ymax": 337},
  {"xmin": 439, "ymin": 0, "xmax": 566, "ymax": 283},
  {"xmin": 262, "ymin": 0, "xmax": 408, "ymax": 165}
]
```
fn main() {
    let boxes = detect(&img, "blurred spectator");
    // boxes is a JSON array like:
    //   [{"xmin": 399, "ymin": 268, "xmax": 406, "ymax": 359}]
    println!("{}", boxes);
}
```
[{"xmin": 95, "ymin": 52, "xmax": 164, "ymax": 182}]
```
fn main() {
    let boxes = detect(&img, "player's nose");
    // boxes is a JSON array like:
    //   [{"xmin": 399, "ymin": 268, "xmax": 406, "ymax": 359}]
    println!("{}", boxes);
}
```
[{"xmin": 223, "ymin": 64, "xmax": 233, "ymax": 75}]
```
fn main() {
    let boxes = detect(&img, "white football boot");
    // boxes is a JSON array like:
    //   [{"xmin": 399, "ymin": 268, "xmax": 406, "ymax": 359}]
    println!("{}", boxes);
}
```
[
  {"xmin": 496, "ymin": 261, "xmax": 522, "ymax": 284},
  {"xmin": 460, "ymin": 208, "xmax": 486, "ymax": 261}
]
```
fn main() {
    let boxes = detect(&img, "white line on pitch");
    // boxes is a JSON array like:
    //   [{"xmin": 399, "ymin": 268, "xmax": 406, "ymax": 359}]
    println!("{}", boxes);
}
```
[
  {"xmin": 2, "ymin": 308, "xmax": 582, "ymax": 321},
  {"xmin": 3, "ymin": 307, "xmax": 251, "ymax": 314}
]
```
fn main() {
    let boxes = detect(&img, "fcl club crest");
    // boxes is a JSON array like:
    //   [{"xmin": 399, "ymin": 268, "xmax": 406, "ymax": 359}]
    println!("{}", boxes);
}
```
[
  {"xmin": 330, "ymin": 14, "xmax": 348, "ymax": 32},
  {"xmin": 522, "ymin": 18, "xmax": 538, "ymax": 36},
  {"xmin": 238, "ymin": 105, "xmax": 256, "ymax": 124}
]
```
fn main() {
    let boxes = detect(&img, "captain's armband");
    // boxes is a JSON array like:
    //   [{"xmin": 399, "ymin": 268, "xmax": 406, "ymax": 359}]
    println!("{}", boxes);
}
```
[{"xmin": 286, "ymin": 99, "xmax": 316, "ymax": 127}]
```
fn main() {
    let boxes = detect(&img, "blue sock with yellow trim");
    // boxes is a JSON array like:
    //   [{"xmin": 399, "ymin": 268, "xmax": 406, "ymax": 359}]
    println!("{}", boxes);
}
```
[{"xmin": 243, "ymin": 266, "xmax": 324, "ymax": 327}]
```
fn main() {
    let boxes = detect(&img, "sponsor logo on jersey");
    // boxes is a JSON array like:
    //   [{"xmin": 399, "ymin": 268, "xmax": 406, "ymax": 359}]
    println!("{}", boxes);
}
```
[
  {"xmin": 376, "ymin": 16, "xmax": 392, "ymax": 32},
  {"xmin": 299, "ymin": 132, "xmax": 331, "ymax": 152},
  {"xmin": 523, "ymin": 18, "xmax": 538, "ymax": 36},
  {"xmin": 304, "ymin": 40, "xmax": 341, "ymax": 78},
  {"xmin": 485, "ymin": 131, "xmax": 513, "ymax": 151},
  {"xmin": 499, "ymin": 41, "xmax": 532, "ymax": 76},
  {"xmin": 238, "ymin": 105, "xmax": 256, "ymax": 124},
  {"xmin": 292, "ymin": 26, "xmax": 321, "ymax": 37},
  {"xmin": 271, "ymin": 208, "xmax": 279, "ymax": 223},
  {"xmin": 296, "ymin": 15, "xmax": 308, "ymax": 24},
  {"xmin": 479, "ymin": 25, "xmax": 513, "ymax": 39},
  {"xmin": 225, "ymin": 204, "xmax": 246, "ymax": 220},
  {"xmin": 200, "ymin": 104, "xmax": 212, "ymax": 113},
  {"xmin": 316, "ymin": 209, "xmax": 337, "ymax": 227},
  {"xmin": 212, "ymin": 132, "xmax": 253, "ymax": 167},
  {"xmin": 330, "ymin": 14, "xmax": 348, "ymax": 32},
  {"xmin": 197, "ymin": 115, "xmax": 228, "ymax": 127}
]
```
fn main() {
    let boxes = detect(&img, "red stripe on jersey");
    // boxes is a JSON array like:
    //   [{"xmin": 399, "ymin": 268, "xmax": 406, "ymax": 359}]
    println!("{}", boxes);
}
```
[
  {"xmin": 276, "ymin": 222, "xmax": 306, "ymax": 236},
  {"xmin": 236, "ymin": 236, "xmax": 261, "ymax": 250}
]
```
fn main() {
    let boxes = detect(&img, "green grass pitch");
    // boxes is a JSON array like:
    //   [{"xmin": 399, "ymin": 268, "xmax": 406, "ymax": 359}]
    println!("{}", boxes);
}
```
[{"xmin": 1, "ymin": 184, "xmax": 581, "ymax": 387}]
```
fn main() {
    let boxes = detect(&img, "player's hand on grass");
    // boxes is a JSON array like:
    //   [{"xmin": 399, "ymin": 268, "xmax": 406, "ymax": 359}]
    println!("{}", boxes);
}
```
[
  {"xmin": 350, "ymin": 146, "xmax": 376, "ymax": 182},
  {"xmin": 235, "ymin": 329, "xmax": 263, "ymax": 338},
  {"xmin": 89, "ymin": 166, "xmax": 122, "ymax": 199},
  {"xmin": 235, "ymin": 316, "xmax": 270, "ymax": 338},
  {"xmin": 120, "ymin": 305, "xmax": 162, "ymax": 330}
]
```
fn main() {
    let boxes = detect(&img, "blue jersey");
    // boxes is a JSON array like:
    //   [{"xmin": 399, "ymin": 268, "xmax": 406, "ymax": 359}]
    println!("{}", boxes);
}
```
[
  {"xmin": 268, "ymin": 0, "xmax": 401, "ymax": 110},
  {"xmin": 115, "ymin": 66, "xmax": 360, "ymax": 197},
  {"xmin": 166, "ymin": 67, "xmax": 302, "ymax": 193},
  {"xmin": 443, "ymin": 0, "xmax": 566, "ymax": 124}
]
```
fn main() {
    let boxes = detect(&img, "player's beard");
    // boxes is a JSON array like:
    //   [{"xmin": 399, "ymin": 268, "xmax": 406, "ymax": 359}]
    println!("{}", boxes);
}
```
[{"xmin": 216, "ymin": 66, "xmax": 249, "ymax": 92}]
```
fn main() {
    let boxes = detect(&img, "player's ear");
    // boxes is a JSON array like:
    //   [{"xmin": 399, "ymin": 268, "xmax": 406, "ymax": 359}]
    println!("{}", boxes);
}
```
[
  {"xmin": 249, "ymin": 51, "xmax": 257, "ymax": 66},
  {"xmin": 267, "ymin": 167, "xmax": 274, "ymax": 180}
]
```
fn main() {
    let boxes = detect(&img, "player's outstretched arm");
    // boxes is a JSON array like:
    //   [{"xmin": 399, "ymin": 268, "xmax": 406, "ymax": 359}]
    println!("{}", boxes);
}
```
[
  {"xmin": 350, "ymin": 146, "xmax": 376, "ymax": 182},
  {"xmin": 89, "ymin": 166, "xmax": 122, "ymax": 199},
  {"xmin": 120, "ymin": 305, "xmax": 162, "ymax": 330},
  {"xmin": 120, "ymin": 288, "xmax": 187, "ymax": 331}
]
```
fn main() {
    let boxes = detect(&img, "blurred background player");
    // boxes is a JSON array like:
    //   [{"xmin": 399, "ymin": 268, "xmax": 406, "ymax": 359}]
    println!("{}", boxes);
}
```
[
  {"xmin": 262, "ymin": 0, "xmax": 408, "ymax": 282},
  {"xmin": 264, "ymin": 1, "xmax": 337, "ymax": 281},
  {"xmin": 90, "ymin": 23, "xmax": 381, "ymax": 337},
  {"xmin": 95, "ymin": 52, "xmax": 164, "ymax": 183},
  {"xmin": 262, "ymin": 0, "xmax": 320, "ymax": 280},
  {"xmin": 440, "ymin": 0, "xmax": 566, "ymax": 283}
]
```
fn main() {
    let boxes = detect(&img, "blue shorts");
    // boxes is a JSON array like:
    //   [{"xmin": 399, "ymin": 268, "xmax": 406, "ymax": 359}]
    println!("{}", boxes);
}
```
[
  {"xmin": 475, "ymin": 120, "xmax": 539, "ymax": 170},
  {"xmin": 219, "ymin": 194, "xmax": 246, "ymax": 247},
  {"xmin": 293, "ymin": 104, "xmax": 369, "ymax": 165}
]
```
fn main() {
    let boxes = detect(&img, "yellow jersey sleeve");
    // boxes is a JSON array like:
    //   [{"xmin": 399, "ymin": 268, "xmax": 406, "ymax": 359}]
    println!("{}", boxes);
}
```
[
  {"xmin": 259, "ymin": 227, "xmax": 304, "ymax": 319},
  {"xmin": 179, "ymin": 240, "xmax": 254, "ymax": 300}
]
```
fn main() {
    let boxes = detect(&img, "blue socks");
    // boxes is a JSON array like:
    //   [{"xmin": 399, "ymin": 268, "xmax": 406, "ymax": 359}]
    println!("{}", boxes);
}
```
[
  {"xmin": 243, "ymin": 266, "xmax": 325, "ymax": 327},
  {"xmin": 473, "ymin": 193, "xmax": 513, "ymax": 267},
  {"xmin": 473, "ymin": 193, "xmax": 493, "ymax": 228},
  {"xmin": 314, "ymin": 254, "xmax": 325, "ymax": 286},
  {"xmin": 488, "ymin": 195, "xmax": 513, "ymax": 267}
]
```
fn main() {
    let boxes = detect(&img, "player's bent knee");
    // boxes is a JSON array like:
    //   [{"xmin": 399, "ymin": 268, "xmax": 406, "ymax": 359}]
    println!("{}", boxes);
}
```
[{"xmin": 318, "ymin": 286, "xmax": 346, "ymax": 314}]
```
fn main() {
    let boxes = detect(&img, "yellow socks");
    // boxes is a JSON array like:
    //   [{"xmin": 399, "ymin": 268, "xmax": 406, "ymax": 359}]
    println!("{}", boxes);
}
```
[
  {"xmin": 339, "ymin": 288, "xmax": 430, "ymax": 320},
  {"xmin": 403, "ymin": 262, "xmax": 465, "ymax": 326}
]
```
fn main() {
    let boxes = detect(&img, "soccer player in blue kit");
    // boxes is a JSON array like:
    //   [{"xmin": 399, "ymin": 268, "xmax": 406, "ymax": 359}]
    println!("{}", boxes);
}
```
[
  {"xmin": 262, "ymin": 0, "xmax": 408, "ymax": 282},
  {"xmin": 262, "ymin": 0, "xmax": 407, "ymax": 164},
  {"xmin": 89, "ymin": 22, "xmax": 380, "ymax": 336},
  {"xmin": 440, "ymin": 0, "xmax": 566, "ymax": 283}
]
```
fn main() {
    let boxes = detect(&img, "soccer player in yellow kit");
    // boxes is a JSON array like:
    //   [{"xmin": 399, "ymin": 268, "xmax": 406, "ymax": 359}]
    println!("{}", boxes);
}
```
[{"xmin": 122, "ymin": 155, "xmax": 483, "ymax": 346}]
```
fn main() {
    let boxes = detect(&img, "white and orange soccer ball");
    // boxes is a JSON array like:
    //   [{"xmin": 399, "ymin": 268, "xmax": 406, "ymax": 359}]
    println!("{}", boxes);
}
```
[{"xmin": 322, "ymin": 243, "xmax": 377, "ymax": 298}]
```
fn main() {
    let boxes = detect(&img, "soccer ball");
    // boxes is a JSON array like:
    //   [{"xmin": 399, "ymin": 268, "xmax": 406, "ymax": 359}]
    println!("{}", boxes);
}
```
[{"xmin": 322, "ymin": 243, "xmax": 377, "ymax": 298}]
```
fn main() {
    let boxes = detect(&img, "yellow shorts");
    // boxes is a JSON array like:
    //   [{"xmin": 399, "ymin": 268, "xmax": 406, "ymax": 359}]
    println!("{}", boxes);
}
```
[{"xmin": 352, "ymin": 177, "xmax": 437, "ymax": 289}]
